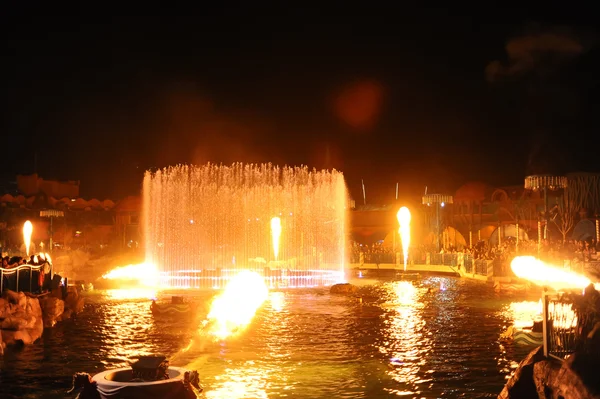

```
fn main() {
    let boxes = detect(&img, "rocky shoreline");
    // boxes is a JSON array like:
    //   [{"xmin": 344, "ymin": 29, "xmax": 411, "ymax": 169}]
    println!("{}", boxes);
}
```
[{"xmin": 0, "ymin": 287, "xmax": 85, "ymax": 354}]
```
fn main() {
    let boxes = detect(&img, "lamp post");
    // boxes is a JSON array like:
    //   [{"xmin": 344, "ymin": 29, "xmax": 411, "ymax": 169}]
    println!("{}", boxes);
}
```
[
  {"xmin": 39, "ymin": 209, "xmax": 65, "ymax": 252},
  {"xmin": 422, "ymin": 194, "xmax": 454, "ymax": 252},
  {"xmin": 524, "ymin": 175, "xmax": 567, "ymax": 255}
]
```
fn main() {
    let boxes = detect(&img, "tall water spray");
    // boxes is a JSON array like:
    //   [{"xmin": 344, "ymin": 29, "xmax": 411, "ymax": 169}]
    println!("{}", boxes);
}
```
[
  {"xmin": 270, "ymin": 217, "xmax": 282, "ymax": 261},
  {"xmin": 143, "ymin": 163, "xmax": 349, "ymax": 289},
  {"xmin": 397, "ymin": 207, "xmax": 411, "ymax": 272}
]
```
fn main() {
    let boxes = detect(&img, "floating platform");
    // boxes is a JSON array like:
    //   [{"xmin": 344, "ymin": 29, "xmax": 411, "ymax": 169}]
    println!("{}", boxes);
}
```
[
  {"xmin": 151, "ymin": 296, "xmax": 196, "ymax": 317},
  {"xmin": 500, "ymin": 325, "xmax": 543, "ymax": 346}
]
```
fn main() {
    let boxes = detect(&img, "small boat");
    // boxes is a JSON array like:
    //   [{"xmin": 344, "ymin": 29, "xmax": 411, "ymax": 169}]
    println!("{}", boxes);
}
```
[
  {"xmin": 500, "ymin": 321, "xmax": 544, "ymax": 346},
  {"xmin": 151, "ymin": 296, "xmax": 195, "ymax": 317},
  {"xmin": 69, "ymin": 356, "xmax": 203, "ymax": 398},
  {"xmin": 513, "ymin": 328, "xmax": 543, "ymax": 346}
]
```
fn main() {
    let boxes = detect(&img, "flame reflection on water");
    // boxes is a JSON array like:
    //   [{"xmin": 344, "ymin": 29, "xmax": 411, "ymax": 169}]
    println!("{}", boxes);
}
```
[
  {"xmin": 96, "ymin": 298, "xmax": 158, "ymax": 367},
  {"xmin": 380, "ymin": 281, "xmax": 429, "ymax": 396},
  {"xmin": 0, "ymin": 278, "xmax": 536, "ymax": 398},
  {"xmin": 501, "ymin": 301, "xmax": 542, "ymax": 329}
]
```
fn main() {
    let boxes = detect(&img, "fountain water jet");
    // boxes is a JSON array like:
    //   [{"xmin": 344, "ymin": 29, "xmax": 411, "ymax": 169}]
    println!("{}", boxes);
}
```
[
  {"xmin": 143, "ymin": 163, "xmax": 349, "ymax": 289},
  {"xmin": 271, "ymin": 217, "xmax": 281, "ymax": 261}
]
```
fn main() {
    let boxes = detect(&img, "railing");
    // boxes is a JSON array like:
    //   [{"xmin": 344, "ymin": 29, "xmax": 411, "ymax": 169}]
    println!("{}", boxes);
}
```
[
  {"xmin": 464, "ymin": 255, "xmax": 473, "ymax": 274},
  {"xmin": 542, "ymin": 291, "xmax": 580, "ymax": 361},
  {"xmin": 0, "ymin": 264, "xmax": 46, "ymax": 295},
  {"xmin": 474, "ymin": 259, "xmax": 488, "ymax": 276},
  {"xmin": 349, "ymin": 251, "xmax": 520, "ymax": 278}
]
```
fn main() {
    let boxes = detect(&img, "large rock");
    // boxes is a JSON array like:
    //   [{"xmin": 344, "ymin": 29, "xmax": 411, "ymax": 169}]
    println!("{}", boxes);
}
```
[
  {"xmin": 499, "ymin": 346, "xmax": 545, "ymax": 398},
  {"xmin": 64, "ymin": 287, "xmax": 85, "ymax": 314},
  {"xmin": 0, "ymin": 288, "xmax": 85, "ymax": 353},
  {"xmin": 39, "ymin": 296, "xmax": 65, "ymax": 328},
  {"xmin": 330, "ymin": 283, "xmax": 358, "ymax": 295},
  {"xmin": 0, "ymin": 298, "xmax": 8, "ymax": 319},
  {"xmin": 0, "ymin": 291, "xmax": 45, "ymax": 347},
  {"xmin": 499, "ymin": 346, "xmax": 600, "ymax": 399}
]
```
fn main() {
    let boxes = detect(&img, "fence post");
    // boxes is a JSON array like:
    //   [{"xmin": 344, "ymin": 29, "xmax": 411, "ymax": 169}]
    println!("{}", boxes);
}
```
[{"xmin": 542, "ymin": 291, "xmax": 549, "ymax": 357}]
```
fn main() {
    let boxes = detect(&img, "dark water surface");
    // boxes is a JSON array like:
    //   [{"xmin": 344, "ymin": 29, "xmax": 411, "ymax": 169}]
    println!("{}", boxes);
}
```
[{"xmin": 0, "ymin": 276, "xmax": 539, "ymax": 398}]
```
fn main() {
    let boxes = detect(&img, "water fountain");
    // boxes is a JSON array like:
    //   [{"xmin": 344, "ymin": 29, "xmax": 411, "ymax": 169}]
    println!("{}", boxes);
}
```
[{"xmin": 142, "ymin": 163, "xmax": 349, "ymax": 289}]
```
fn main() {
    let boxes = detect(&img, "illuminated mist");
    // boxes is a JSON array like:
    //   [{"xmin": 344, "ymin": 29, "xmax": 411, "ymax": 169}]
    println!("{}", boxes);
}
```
[{"xmin": 142, "ymin": 163, "xmax": 349, "ymax": 289}]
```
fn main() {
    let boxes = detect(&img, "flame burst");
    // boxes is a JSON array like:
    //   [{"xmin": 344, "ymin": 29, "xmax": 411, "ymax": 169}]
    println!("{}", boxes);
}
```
[
  {"xmin": 23, "ymin": 220, "xmax": 33, "ymax": 257},
  {"xmin": 271, "ymin": 217, "xmax": 282, "ymax": 261},
  {"xmin": 206, "ymin": 270, "xmax": 269, "ymax": 340},
  {"xmin": 511, "ymin": 256, "xmax": 598, "ymax": 291},
  {"xmin": 102, "ymin": 263, "xmax": 159, "ymax": 299},
  {"xmin": 397, "ymin": 207, "xmax": 411, "ymax": 272},
  {"xmin": 103, "ymin": 262, "xmax": 159, "ymax": 287}
]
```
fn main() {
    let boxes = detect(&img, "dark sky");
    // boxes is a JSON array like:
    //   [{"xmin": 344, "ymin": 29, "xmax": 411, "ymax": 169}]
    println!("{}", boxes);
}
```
[{"xmin": 2, "ymin": 5, "xmax": 599, "ymax": 202}]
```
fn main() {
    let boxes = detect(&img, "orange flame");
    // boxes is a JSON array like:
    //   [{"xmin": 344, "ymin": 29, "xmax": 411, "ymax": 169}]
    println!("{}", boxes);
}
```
[
  {"xmin": 102, "ymin": 262, "xmax": 159, "ymax": 287},
  {"xmin": 511, "ymin": 256, "xmax": 597, "ymax": 291},
  {"xmin": 206, "ymin": 270, "xmax": 268, "ymax": 340},
  {"xmin": 397, "ymin": 207, "xmax": 411, "ymax": 271},
  {"xmin": 23, "ymin": 220, "xmax": 33, "ymax": 256}
]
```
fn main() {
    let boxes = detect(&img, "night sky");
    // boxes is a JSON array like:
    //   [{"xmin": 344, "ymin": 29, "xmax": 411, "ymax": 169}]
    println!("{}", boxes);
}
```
[{"xmin": 2, "ymin": 5, "xmax": 599, "ymax": 202}]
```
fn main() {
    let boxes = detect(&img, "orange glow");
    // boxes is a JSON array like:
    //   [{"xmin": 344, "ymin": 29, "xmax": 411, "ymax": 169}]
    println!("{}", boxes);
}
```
[
  {"xmin": 102, "ymin": 262, "xmax": 159, "ymax": 288},
  {"xmin": 511, "ymin": 256, "xmax": 596, "ymax": 291},
  {"xmin": 271, "ymin": 217, "xmax": 282, "ymax": 261},
  {"xmin": 393, "ymin": 281, "xmax": 417, "ymax": 306},
  {"xmin": 334, "ymin": 80, "xmax": 385, "ymax": 130},
  {"xmin": 106, "ymin": 288, "xmax": 156, "ymax": 300},
  {"xmin": 206, "ymin": 271, "xmax": 269, "ymax": 340},
  {"xmin": 504, "ymin": 301, "xmax": 542, "ymax": 329},
  {"xmin": 23, "ymin": 220, "xmax": 33, "ymax": 256},
  {"xmin": 397, "ymin": 207, "xmax": 411, "ymax": 271}
]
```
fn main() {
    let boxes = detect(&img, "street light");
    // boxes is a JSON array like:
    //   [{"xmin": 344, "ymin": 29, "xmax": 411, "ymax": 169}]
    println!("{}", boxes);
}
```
[
  {"xmin": 422, "ymin": 193, "xmax": 454, "ymax": 252},
  {"xmin": 524, "ymin": 175, "xmax": 567, "ymax": 254},
  {"xmin": 39, "ymin": 209, "xmax": 65, "ymax": 252}
]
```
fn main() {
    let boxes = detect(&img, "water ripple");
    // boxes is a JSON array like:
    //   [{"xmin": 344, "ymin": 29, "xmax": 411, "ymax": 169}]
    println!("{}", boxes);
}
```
[{"xmin": 0, "ymin": 277, "xmax": 540, "ymax": 398}]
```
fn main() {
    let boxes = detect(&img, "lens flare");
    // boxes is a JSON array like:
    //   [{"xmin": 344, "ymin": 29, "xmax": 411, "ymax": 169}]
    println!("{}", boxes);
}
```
[
  {"xmin": 23, "ymin": 220, "xmax": 33, "ymax": 257},
  {"xmin": 271, "ymin": 217, "xmax": 282, "ymax": 261},
  {"xmin": 206, "ymin": 270, "xmax": 269, "ymax": 340},
  {"xmin": 397, "ymin": 207, "xmax": 411, "ymax": 272}
]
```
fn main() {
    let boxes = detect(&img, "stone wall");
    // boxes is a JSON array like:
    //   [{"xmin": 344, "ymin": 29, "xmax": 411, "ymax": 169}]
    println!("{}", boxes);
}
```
[{"xmin": 0, "ymin": 287, "xmax": 85, "ymax": 351}]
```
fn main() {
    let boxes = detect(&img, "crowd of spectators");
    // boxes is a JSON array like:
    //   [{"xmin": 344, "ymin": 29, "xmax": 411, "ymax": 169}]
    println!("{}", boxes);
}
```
[{"xmin": 350, "ymin": 237, "xmax": 599, "ymax": 269}]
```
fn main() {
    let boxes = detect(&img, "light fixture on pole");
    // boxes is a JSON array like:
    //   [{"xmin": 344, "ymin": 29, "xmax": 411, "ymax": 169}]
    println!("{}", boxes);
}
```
[
  {"xmin": 39, "ymin": 209, "xmax": 65, "ymax": 253},
  {"xmin": 422, "ymin": 193, "xmax": 453, "ymax": 252},
  {"xmin": 524, "ymin": 175, "xmax": 567, "ymax": 254}
]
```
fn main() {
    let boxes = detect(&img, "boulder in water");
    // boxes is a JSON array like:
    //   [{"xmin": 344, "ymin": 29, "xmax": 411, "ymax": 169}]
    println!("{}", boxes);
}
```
[
  {"xmin": 498, "ymin": 345, "xmax": 600, "ymax": 398},
  {"xmin": 330, "ymin": 283, "xmax": 358, "ymax": 295},
  {"xmin": 0, "ymin": 290, "xmax": 44, "ymax": 347}
]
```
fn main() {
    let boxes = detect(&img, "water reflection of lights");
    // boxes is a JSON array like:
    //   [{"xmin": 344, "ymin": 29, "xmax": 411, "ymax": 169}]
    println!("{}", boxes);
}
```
[
  {"xmin": 106, "ymin": 288, "xmax": 157, "ymax": 300},
  {"xmin": 204, "ymin": 292, "xmax": 293, "ymax": 399},
  {"xmin": 207, "ymin": 364, "xmax": 273, "ymax": 399},
  {"xmin": 99, "ymin": 299, "xmax": 156, "ymax": 367},
  {"xmin": 502, "ymin": 301, "xmax": 542, "ymax": 329},
  {"xmin": 269, "ymin": 291, "xmax": 286, "ymax": 312},
  {"xmin": 380, "ymin": 281, "xmax": 429, "ymax": 396}
]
